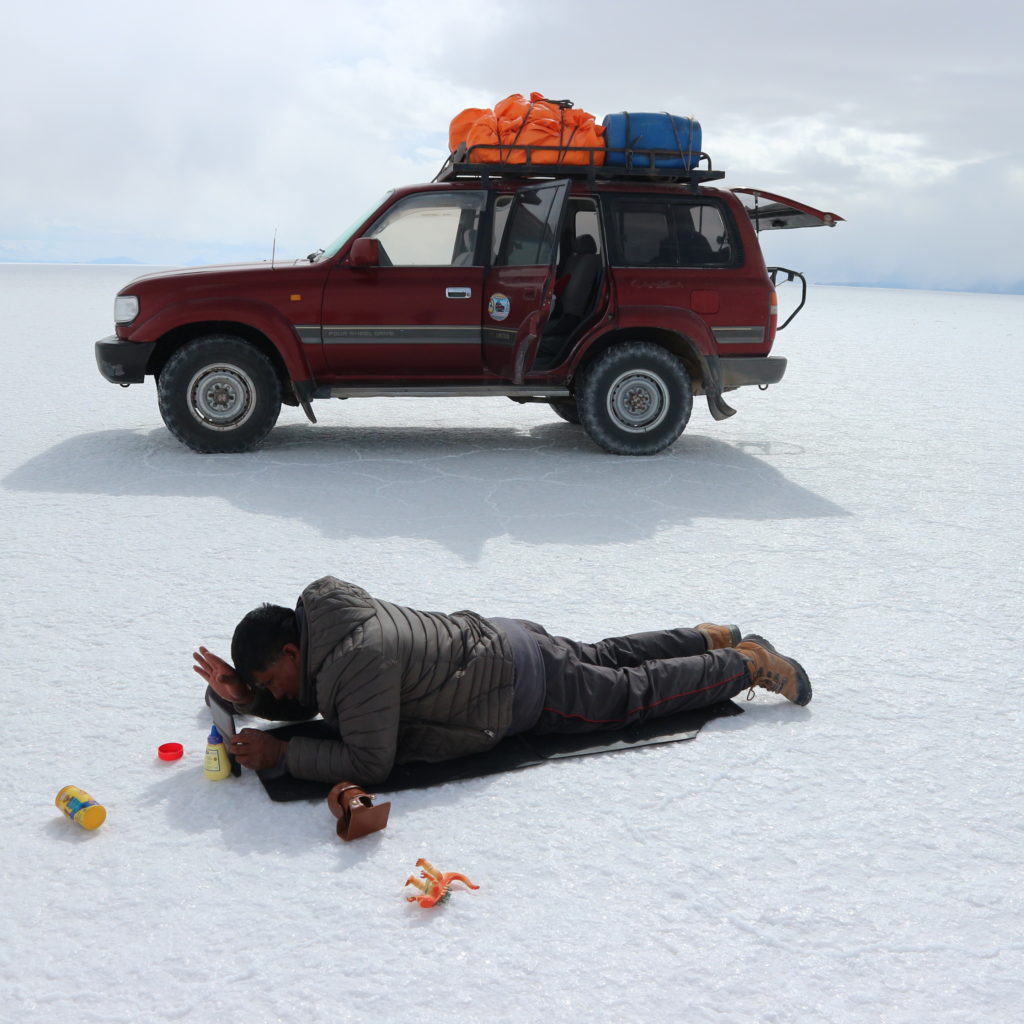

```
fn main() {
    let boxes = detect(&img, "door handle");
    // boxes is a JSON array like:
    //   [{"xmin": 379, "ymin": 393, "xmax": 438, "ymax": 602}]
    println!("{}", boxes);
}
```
[{"xmin": 446, "ymin": 287, "xmax": 472, "ymax": 299}]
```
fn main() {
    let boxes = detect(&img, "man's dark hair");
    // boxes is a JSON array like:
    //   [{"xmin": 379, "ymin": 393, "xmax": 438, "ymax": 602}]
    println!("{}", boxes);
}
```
[{"xmin": 231, "ymin": 603, "xmax": 299, "ymax": 687}]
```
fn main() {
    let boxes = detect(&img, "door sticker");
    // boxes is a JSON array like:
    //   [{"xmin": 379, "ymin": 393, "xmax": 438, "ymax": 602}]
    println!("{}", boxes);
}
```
[{"xmin": 488, "ymin": 293, "xmax": 511, "ymax": 322}]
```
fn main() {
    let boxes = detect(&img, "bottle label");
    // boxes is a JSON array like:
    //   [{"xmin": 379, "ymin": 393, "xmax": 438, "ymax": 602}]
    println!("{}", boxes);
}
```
[
  {"xmin": 205, "ymin": 748, "xmax": 224, "ymax": 772},
  {"xmin": 56, "ymin": 786, "xmax": 104, "ymax": 827},
  {"xmin": 57, "ymin": 786, "xmax": 95, "ymax": 817}
]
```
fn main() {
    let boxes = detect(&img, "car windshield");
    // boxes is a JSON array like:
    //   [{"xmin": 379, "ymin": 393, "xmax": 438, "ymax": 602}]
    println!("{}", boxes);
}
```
[{"xmin": 312, "ymin": 192, "xmax": 393, "ymax": 262}]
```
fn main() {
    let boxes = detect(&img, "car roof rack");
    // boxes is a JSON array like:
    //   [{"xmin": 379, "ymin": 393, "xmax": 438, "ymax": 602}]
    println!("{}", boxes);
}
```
[{"xmin": 434, "ymin": 143, "xmax": 726, "ymax": 186}]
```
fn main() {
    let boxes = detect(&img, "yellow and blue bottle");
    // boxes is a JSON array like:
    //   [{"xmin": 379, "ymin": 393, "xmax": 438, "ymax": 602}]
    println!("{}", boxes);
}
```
[
  {"xmin": 55, "ymin": 785, "xmax": 106, "ymax": 830},
  {"xmin": 204, "ymin": 725, "xmax": 232, "ymax": 780}
]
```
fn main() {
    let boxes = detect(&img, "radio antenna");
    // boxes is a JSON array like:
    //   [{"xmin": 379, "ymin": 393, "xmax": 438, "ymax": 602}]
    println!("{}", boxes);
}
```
[{"xmin": 271, "ymin": 228, "xmax": 277, "ymax": 268}]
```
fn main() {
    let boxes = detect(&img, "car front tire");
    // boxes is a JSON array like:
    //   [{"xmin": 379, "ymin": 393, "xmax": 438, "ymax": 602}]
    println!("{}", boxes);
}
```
[{"xmin": 157, "ymin": 335, "xmax": 282, "ymax": 453}]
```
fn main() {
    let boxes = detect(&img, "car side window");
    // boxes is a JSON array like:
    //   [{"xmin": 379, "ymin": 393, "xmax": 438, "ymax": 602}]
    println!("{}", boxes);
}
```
[
  {"xmin": 495, "ymin": 183, "xmax": 566, "ymax": 267},
  {"xmin": 365, "ymin": 192, "xmax": 485, "ymax": 266},
  {"xmin": 607, "ymin": 197, "xmax": 736, "ymax": 268},
  {"xmin": 553, "ymin": 200, "xmax": 603, "ymax": 265},
  {"xmin": 570, "ymin": 206, "xmax": 603, "ymax": 253},
  {"xmin": 490, "ymin": 195, "xmax": 514, "ymax": 264}
]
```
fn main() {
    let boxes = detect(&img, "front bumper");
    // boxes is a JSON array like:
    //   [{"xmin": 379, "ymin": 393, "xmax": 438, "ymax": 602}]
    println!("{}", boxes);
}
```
[
  {"xmin": 719, "ymin": 355, "xmax": 787, "ymax": 390},
  {"xmin": 95, "ymin": 336, "xmax": 156, "ymax": 384}
]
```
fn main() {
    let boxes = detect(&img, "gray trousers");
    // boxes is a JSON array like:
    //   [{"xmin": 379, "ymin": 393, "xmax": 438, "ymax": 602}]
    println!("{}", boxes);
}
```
[{"xmin": 516, "ymin": 621, "xmax": 751, "ymax": 734}]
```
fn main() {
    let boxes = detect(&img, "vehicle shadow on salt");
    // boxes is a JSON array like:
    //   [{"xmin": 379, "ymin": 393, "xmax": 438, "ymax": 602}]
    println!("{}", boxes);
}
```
[{"xmin": 3, "ymin": 420, "xmax": 849, "ymax": 558}]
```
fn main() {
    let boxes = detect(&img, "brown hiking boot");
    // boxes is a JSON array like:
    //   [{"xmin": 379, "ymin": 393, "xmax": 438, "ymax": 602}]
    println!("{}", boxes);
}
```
[
  {"xmin": 736, "ymin": 634, "xmax": 812, "ymax": 706},
  {"xmin": 696, "ymin": 623, "xmax": 742, "ymax": 650}
]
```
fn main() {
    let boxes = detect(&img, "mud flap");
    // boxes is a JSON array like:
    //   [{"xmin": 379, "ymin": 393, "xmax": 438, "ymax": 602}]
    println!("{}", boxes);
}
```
[
  {"xmin": 700, "ymin": 353, "xmax": 737, "ymax": 421},
  {"xmin": 292, "ymin": 380, "xmax": 318, "ymax": 423}
]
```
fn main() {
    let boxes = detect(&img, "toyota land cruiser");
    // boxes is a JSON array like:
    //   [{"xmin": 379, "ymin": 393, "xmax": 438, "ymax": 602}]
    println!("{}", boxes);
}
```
[{"xmin": 95, "ymin": 149, "xmax": 841, "ymax": 455}]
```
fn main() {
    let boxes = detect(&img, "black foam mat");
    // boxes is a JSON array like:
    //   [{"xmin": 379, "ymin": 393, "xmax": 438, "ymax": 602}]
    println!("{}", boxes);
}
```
[{"xmin": 256, "ymin": 700, "xmax": 743, "ymax": 802}]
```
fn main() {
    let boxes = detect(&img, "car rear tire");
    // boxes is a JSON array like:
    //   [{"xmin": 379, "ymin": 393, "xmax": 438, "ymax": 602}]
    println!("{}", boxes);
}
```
[
  {"xmin": 578, "ymin": 342, "xmax": 692, "ymax": 455},
  {"xmin": 157, "ymin": 335, "xmax": 282, "ymax": 453},
  {"xmin": 547, "ymin": 398, "xmax": 581, "ymax": 425}
]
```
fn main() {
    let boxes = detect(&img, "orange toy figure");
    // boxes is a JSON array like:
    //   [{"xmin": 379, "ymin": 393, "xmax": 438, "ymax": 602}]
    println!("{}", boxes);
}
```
[{"xmin": 404, "ymin": 858, "xmax": 479, "ymax": 908}]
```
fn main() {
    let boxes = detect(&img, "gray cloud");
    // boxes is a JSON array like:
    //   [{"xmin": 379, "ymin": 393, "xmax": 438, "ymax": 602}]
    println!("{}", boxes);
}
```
[{"xmin": 1, "ymin": 0, "xmax": 1020, "ymax": 291}]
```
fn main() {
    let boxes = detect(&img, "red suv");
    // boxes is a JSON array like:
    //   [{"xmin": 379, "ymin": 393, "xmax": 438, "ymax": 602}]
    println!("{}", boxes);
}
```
[{"xmin": 95, "ymin": 154, "xmax": 840, "ymax": 455}]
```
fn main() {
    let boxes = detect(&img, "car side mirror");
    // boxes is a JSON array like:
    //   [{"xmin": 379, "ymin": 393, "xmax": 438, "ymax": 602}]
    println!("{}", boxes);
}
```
[{"xmin": 349, "ymin": 237, "xmax": 381, "ymax": 267}]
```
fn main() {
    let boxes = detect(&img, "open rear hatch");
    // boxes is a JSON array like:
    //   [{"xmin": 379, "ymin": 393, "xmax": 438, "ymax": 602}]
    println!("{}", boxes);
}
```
[
  {"xmin": 730, "ymin": 190, "xmax": 844, "ymax": 332},
  {"xmin": 731, "ymin": 188, "xmax": 843, "ymax": 231}
]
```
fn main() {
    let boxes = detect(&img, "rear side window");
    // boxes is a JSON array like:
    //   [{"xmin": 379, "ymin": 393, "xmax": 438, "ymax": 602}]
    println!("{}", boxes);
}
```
[{"xmin": 605, "ymin": 196, "xmax": 738, "ymax": 268}]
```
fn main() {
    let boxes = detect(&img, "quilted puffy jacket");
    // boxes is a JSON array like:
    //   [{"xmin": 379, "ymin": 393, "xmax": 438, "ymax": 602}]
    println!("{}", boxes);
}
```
[{"xmin": 247, "ymin": 577, "xmax": 516, "ymax": 785}]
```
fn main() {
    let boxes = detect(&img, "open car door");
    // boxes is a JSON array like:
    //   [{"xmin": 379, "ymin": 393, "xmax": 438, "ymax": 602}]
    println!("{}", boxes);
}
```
[
  {"xmin": 482, "ymin": 179, "xmax": 571, "ymax": 382},
  {"xmin": 731, "ymin": 188, "xmax": 844, "ymax": 231}
]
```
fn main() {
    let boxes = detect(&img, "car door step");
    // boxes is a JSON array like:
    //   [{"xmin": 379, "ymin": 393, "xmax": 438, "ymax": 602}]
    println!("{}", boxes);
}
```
[{"xmin": 315, "ymin": 385, "xmax": 572, "ymax": 399}]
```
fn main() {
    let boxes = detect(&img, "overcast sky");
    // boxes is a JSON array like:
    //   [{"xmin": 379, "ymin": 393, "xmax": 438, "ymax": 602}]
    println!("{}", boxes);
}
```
[{"xmin": 2, "ymin": 0, "xmax": 1022, "ymax": 292}]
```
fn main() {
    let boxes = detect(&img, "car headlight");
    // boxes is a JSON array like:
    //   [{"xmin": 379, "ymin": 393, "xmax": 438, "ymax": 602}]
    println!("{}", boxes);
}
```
[{"xmin": 114, "ymin": 294, "xmax": 139, "ymax": 324}]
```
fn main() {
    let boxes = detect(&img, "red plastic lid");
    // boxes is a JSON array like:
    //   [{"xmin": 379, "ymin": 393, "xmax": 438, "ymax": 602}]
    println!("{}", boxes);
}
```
[{"xmin": 158, "ymin": 742, "xmax": 184, "ymax": 761}]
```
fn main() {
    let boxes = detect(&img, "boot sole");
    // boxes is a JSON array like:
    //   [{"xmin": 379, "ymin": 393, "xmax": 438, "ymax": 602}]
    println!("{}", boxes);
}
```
[{"xmin": 741, "ymin": 634, "xmax": 812, "ymax": 706}]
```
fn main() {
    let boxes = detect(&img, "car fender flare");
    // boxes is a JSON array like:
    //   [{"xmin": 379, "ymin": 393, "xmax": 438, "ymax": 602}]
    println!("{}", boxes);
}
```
[
  {"xmin": 567, "ymin": 305, "xmax": 736, "ymax": 420},
  {"xmin": 127, "ymin": 297, "xmax": 313, "ymax": 386}
]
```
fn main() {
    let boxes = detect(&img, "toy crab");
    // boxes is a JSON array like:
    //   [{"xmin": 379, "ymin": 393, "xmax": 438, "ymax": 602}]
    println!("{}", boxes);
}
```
[{"xmin": 404, "ymin": 858, "xmax": 479, "ymax": 908}]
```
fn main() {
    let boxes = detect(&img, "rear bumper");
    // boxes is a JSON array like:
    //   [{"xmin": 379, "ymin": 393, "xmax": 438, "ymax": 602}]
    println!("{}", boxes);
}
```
[
  {"xmin": 719, "ymin": 355, "xmax": 787, "ymax": 390},
  {"xmin": 95, "ymin": 336, "xmax": 155, "ymax": 384}
]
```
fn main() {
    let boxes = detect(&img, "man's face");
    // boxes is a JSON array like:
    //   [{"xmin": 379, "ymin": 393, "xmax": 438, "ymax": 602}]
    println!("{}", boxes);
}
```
[{"xmin": 251, "ymin": 643, "xmax": 301, "ymax": 700}]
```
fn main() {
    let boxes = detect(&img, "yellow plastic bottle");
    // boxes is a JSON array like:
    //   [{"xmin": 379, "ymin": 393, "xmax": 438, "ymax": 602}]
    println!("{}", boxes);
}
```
[
  {"xmin": 55, "ymin": 785, "xmax": 107, "ymax": 830},
  {"xmin": 204, "ymin": 725, "xmax": 232, "ymax": 780}
]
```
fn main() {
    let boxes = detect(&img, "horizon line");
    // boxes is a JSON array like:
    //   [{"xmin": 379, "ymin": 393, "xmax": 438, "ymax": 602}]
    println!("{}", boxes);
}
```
[{"xmin": 0, "ymin": 259, "xmax": 1020, "ymax": 298}]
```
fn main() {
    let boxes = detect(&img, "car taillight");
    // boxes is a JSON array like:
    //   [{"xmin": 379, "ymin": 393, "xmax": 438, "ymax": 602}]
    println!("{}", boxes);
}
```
[{"xmin": 767, "ymin": 290, "xmax": 778, "ymax": 345}]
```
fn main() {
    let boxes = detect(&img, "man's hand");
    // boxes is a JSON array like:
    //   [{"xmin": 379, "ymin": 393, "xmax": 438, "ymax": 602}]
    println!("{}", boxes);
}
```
[
  {"xmin": 229, "ymin": 729, "xmax": 288, "ymax": 772},
  {"xmin": 193, "ymin": 646, "xmax": 251, "ymax": 704}
]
